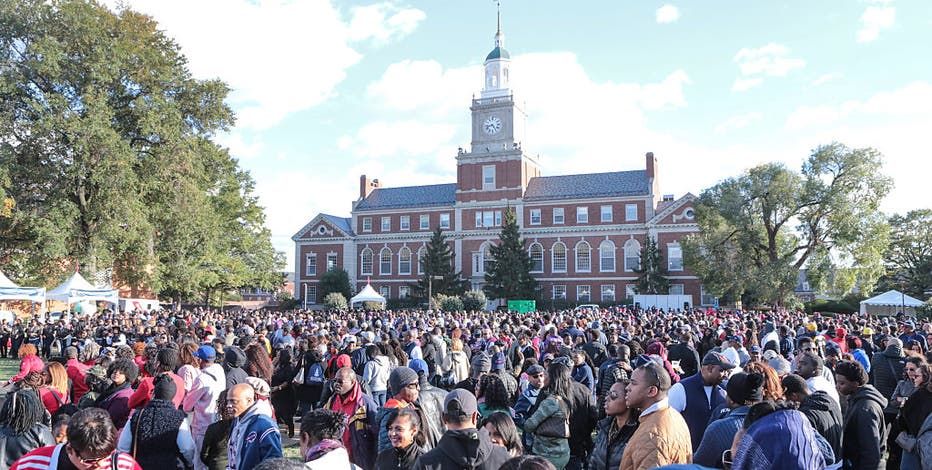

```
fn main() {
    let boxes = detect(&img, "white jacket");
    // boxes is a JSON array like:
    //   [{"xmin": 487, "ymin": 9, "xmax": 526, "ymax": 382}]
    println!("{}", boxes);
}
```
[
  {"xmin": 181, "ymin": 363, "xmax": 225, "ymax": 437},
  {"xmin": 303, "ymin": 447, "xmax": 355, "ymax": 470},
  {"xmin": 362, "ymin": 355, "xmax": 391, "ymax": 392}
]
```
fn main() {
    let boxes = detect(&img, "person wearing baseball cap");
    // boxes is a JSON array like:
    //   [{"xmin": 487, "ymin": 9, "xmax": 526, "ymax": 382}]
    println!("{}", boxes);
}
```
[
  {"xmin": 667, "ymin": 351, "xmax": 735, "ymax": 452},
  {"xmin": 412, "ymin": 389, "xmax": 510, "ymax": 470},
  {"xmin": 181, "ymin": 345, "xmax": 225, "ymax": 470}
]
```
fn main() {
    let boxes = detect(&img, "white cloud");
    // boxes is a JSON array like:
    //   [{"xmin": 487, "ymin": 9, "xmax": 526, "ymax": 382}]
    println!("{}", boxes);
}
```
[
  {"xmin": 732, "ymin": 77, "xmax": 763, "ymax": 91},
  {"xmin": 348, "ymin": 2, "xmax": 426, "ymax": 44},
  {"xmin": 811, "ymin": 73, "xmax": 842, "ymax": 86},
  {"xmin": 714, "ymin": 112, "xmax": 763, "ymax": 134},
  {"xmin": 341, "ymin": 121, "xmax": 459, "ymax": 158},
  {"xmin": 656, "ymin": 5, "xmax": 680, "ymax": 24},
  {"xmin": 857, "ymin": 5, "xmax": 895, "ymax": 43},
  {"xmin": 216, "ymin": 132, "xmax": 265, "ymax": 160},
  {"xmin": 731, "ymin": 43, "xmax": 804, "ymax": 91},
  {"xmin": 784, "ymin": 81, "xmax": 932, "ymax": 130},
  {"xmin": 105, "ymin": 0, "xmax": 425, "ymax": 131},
  {"xmin": 784, "ymin": 105, "xmax": 844, "ymax": 131}
]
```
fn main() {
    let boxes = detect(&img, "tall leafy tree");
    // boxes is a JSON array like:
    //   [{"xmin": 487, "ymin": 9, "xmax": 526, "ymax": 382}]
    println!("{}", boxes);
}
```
[
  {"xmin": 484, "ymin": 208, "xmax": 537, "ymax": 300},
  {"xmin": 412, "ymin": 228, "xmax": 467, "ymax": 299},
  {"xmin": 319, "ymin": 268, "xmax": 353, "ymax": 303},
  {"xmin": 683, "ymin": 143, "xmax": 892, "ymax": 304},
  {"xmin": 0, "ymin": 0, "xmax": 282, "ymax": 298},
  {"xmin": 634, "ymin": 237, "xmax": 670, "ymax": 294},
  {"xmin": 876, "ymin": 210, "xmax": 932, "ymax": 298}
]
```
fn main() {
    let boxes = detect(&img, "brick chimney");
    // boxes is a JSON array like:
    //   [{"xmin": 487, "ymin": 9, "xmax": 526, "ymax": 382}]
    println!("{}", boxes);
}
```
[
  {"xmin": 359, "ymin": 175, "xmax": 380, "ymax": 199},
  {"xmin": 645, "ymin": 152, "xmax": 660, "ymax": 217}
]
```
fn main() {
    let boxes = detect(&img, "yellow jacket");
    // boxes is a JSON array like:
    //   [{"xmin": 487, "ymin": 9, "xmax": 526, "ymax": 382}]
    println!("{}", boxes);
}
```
[{"xmin": 619, "ymin": 403, "xmax": 692, "ymax": 470}]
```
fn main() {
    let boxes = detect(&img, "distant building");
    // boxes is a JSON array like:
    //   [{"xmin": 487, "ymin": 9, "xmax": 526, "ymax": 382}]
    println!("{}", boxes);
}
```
[
  {"xmin": 239, "ymin": 272, "xmax": 294, "ymax": 305},
  {"xmin": 293, "ymin": 13, "xmax": 707, "ymax": 307}
]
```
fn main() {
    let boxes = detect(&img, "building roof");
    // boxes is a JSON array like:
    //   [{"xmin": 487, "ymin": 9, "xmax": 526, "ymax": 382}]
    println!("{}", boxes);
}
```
[
  {"xmin": 355, "ymin": 183, "xmax": 457, "ymax": 211},
  {"xmin": 321, "ymin": 214, "xmax": 354, "ymax": 236},
  {"xmin": 524, "ymin": 170, "xmax": 649, "ymax": 201},
  {"xmin": 486, "ymin": 46, "xmax": 510, "ymax": 61}
]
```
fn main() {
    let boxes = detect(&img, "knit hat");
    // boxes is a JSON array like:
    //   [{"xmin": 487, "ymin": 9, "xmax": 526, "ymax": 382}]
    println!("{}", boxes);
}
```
[
  {"xmin": 726, "ymin": 372, "xmax": 764, "ymax": 404},
  {"xmin": 471, "ymin": 354, "xmax": 491, "ymax": 373},
  {"xmin": 389, "ymin": 366, "xmax": 419, "ymax": 396},
  {"xmin": 491, "ymin": 352, "xmax": 506, "ymax": 371},
  {"xmin": 152, "ymin": 374, "xmax": 177, "ymax": 401}
]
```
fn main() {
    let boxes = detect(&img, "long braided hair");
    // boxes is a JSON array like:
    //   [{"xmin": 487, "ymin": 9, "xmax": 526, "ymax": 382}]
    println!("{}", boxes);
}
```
[{"xmin": 0, "ymin": 389, "xmax": 45, "ymax": 434}]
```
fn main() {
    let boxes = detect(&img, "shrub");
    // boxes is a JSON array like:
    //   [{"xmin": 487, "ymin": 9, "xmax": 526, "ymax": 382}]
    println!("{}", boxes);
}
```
[
  {"xmin": 462, "ymin": 290, "xmax": 488, "ymax": 311},
  {"xmin": 323, "ymin": 292, "xmax": 347, "ymax": 310}
]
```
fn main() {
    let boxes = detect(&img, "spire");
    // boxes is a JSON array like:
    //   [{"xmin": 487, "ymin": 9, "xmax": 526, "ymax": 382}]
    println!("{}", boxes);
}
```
[{"xmin": 494, "ymin": 0, "xmax": 504, "ymax": 48}]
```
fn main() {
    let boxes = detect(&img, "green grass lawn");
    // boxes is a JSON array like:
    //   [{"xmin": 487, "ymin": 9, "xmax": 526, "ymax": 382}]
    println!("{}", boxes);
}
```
[{"xmin": 0, "ymin": 357, "xmax": 20, "ymax": 382}]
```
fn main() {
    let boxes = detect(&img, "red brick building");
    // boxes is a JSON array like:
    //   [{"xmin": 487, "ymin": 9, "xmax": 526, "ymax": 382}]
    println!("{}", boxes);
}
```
[{"xmin": 292, "ymin": 20, "xmax": 707, "ymax": 308}]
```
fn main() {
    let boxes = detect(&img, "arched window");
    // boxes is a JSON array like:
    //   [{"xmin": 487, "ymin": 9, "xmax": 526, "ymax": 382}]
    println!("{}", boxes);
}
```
[
  {"xmin": 600, "ymin": 240, "xmax": 616, "ymax": 272},
  {"xmin": 417, "ymin": 246, "xmax": 426, "ymax": 275},
  {"xmin": 624, "ymin": 239, "xmax": 641, "ymax": 272},
  {"xmin": 575, "ymin": 241, "xmax": 591, "ymax": 272},
  {"xmin": 552, "ymin": 242, "xmax": 567, "ymax": 273},
  {"xmin": 529, "ymin": 243, "xmax": 544, "ymax": 273},
  {"xmin": 360, "ymin": 248, "xmax": 373, "ymax": 276},
  {"xmin": 482, "ymin": 243, "xmax": 495, "ymax": 274},
  {"xmin": 379, "ymin": 248, "xmax": 392, "ymax": 275},
  {"xmin": 399, "ymin": 247, "xmax": 412, "ymax": 275}
]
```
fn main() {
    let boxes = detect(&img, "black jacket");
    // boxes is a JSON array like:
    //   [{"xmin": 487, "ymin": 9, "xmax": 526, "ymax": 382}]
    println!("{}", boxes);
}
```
[
  {"xmin": 869, "ymin": 343, "xmax": 905, "ymax": 414},
  {"xmin": 0, "ymin": 423, "xmax": 54, "ymax": 469},
  {"xmin": 842, "ymin": 385, "xmax": 888, "ymax": 470},
  {"xmin": 667, "ymin": 342, "xmax": 701, "ymax": 378},
  {"xmin": 223, "ymin": 346, "xmax": 249, "ymax": 390},
  {"xmin": 416, "ymin": 381, "xmax": 447, "ymax": 449},
  {"xmin": 376, "ymin": 442, "xmax": 423, "ymax": 470},
  {"xmin": 799, "ymin": 390, "xmax": 843, "ymax": 464},
  {"xmin": 567, "ymin": 381, "xmax": 599, "ymax": 456},
  {"xmin": 412, "ymin": 428, "xmax": 511, "ymax": 470}
]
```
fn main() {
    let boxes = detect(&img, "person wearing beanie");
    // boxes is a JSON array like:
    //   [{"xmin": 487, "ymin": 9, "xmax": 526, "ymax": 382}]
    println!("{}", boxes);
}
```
[
  {"xmin": 321, "ymin": 367, "xmax": 378, "ymax": 470},
  {"xmin": 782, "ymin": 373, "xmax": 843, "ymax": 466},
  {"xmin": 668, "ymin": 351, "xmax": 735, "ymax": 452},
  {"xmin": 128, "ymin": 346, "xmax": 186, "ymax": 410},
  {"xmin": 693, "ymin": 372, "xmax": 766, "ymax": 468},
  {"xmin": 376, "ymin": 366, "xmax": 422, "ymax": 453},
  {"xmin": 222, "ymin": 345, "xmax": 249, "ymax": 390},
  {"xmin": 117, "ymin": 374, "xmax": 197, "ymax": 469}
]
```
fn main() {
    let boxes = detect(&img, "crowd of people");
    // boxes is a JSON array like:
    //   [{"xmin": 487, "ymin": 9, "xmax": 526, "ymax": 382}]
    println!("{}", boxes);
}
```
[{"xmin": 0, "ymin": 305, "xmax": 930, "ymax": 470}]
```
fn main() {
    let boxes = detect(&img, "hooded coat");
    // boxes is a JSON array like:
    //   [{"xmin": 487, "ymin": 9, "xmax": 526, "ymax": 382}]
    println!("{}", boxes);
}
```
[
  {"xmin": 411, "ymin": 428, "xmax": 511, "ymax": 470},
  {"xmin": 731, "ymin": 409, "xmax": 825, "ymax": 470},
  {"xmin": 798, "ymin": 390, "xmax": 844, "ymax": 465},
  {"xmin": 841, "ymin": 385, "xmax": 888, "ymax": 470},
  {"xmin": 223, "ymin": 346, "xmax": 249, "ymax": 390}
]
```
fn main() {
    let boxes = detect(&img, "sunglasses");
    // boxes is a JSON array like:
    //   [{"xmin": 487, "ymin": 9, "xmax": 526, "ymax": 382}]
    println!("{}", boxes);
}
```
[{"xmin": 68, "ymin": 445, "xmax": 108, "ymax": 466}]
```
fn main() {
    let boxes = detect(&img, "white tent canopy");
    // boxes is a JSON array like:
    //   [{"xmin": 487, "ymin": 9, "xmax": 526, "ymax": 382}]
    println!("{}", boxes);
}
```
[
  {"xmin": 860, "ymin": 290, "xmax": 924, "ymax": 316},
  {"xmin": 350, "ymin": 283, "xmax": 386, "ymax": 307},
  {"xmin": 47, "ymin": 272, "xmax": 119, "ymax": 310},
  {"xmin": 0, "ymin": 269, "xmax": 46, "ymax": 303}
]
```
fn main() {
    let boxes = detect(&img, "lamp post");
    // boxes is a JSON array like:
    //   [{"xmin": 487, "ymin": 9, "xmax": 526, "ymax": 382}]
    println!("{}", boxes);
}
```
[{"xmin": 427, "ymin": 275, "xmax": 443, "ymax": 309}]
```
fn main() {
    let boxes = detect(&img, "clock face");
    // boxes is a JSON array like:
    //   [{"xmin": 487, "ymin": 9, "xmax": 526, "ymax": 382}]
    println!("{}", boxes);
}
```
[{"xmin": 483, "ymin": 115, "xmax": 503, "ymax": 135}]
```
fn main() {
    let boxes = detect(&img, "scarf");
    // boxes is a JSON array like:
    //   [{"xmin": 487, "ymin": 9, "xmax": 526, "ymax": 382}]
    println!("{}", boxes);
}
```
[
  {"xmin": 305, "ymin": 438, "xmax": 345, "ymax": 462},
  {"xmin": 330, "ymin": 382, "xmax": 362, "ymax": 462}
]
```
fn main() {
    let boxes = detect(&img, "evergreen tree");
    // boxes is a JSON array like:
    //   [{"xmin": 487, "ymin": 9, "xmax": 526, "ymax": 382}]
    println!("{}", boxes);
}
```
[
  {"xmin": 634, "ymin": 237, "xmax": 670, "ymax": 294},
  {"xmin": 412, "ymin": 228, "xmax": 468, "ymax": 299},
  {"xmin": 319, "ymin": 268, "xmax": 353, "ymax": 303},
  {"xmin": 484, "ymin": 209, "xmax": 537, "ymax": 300}
]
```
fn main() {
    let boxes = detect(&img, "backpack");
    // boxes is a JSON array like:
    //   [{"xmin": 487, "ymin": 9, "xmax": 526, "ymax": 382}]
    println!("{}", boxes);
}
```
[
  {"xmin": 305, "ymin": 362, "xmax": 324, "ymax": 385},
  {"xmin": 918, "ymin": 411, "xmax": 932, "ymax": 470}
]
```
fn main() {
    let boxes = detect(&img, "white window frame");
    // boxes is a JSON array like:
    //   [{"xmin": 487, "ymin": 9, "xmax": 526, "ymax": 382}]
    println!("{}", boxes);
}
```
[
  {"xmin": 552, "ymin": 285, "xmax": 567, "ymax": 300},
  {"xmin": 529, "ymin": 209, "xmax": 541, "ymax": 225},
  {"xmin": 439, "ymin": 213, "xmax": 451, "ymax": 229},
  {"xmin": 379, "ymin": 285, "xmax": 391, "ymax": 298},
  {"xmin": 381, "ymin": 217, "xmax": 391, "ymax": 232},
  {"xmin": 326, "ymin": 253, "xmax": 337, "ymax": 271},
  {"xmin": 379, "ymin": 248, "xmax": 392, "ymax": 275},
  {"xmin": 624, "ymin": 239, "xmax": 641, "ymax": 272},
  {"xmin": 553, "ymin": 208, "xmax": 564, "ymax": 225},
  {"xmin": 552, "ymin": 242, "xmax": 567, "ymax": 273},
  {"xmin": 305, "ymin": 253, "xmax": 317, "ymax": 276},
  {"xmin": 362, "ymin": 217, "xmax": 372, "ymax": 232},
  {"xmin": 398, "ymin": 247, "xmax": 412, "ymax": 275},
  {"xmin": 419, "ymin": 215, "xmax": 429, "ymax": 230},
  {"xmin": 601, "ymin": 284, "xmax": 615, "ymax": 302},
  {"xmin": 307, "ymin": 285, "xmax": 317, "ymax": 304},
  {"xmin": 701, "ymin": 286, "xmax": 715, "ymax": 306},
  {"xmin": 400, "ymin": 216, "xmax": 410, "ymax": 231},
  {"xmin": 529, "ymin": 243, "xmax": 544, "ymax": 273},
  {"xmin": 482, "ymin": 165, "xmax": 496, "ymax": 189},
  {"xmin": 625, "ymin": 284, "xmax": 636, "ymax": 298},
  {"xmin": 577, "ymin": 285, "xmax": 591, "ymax": 302},
  {"xmin": 577, "ymin": 207, "xmax": 588, "ymax": 224},
  {"xmin": 399, "ymin": 286, "xmax": 411, "ymax": 299},
  {"xmin": 575, "ymin": 241, "xmax": 591, "ymax": 273},
  {"xmin": 669, "ymin": 283, "xmax": 685, "ymax": 295},
  {"xmin": 481, "ymin": 244, "xmax": 495, "ymax": 274},
  {"xmin": 601, "ymin": 205, "xmax": 612, "ymax": 223},
  {"xmin": 417, "ymin": 246, "xmax": 426, "ymax": 275},
  {"xmin": 668, "ymin": 243, "xmax": 683, "ymax": 271},
  {"xmin": 599, "ymin": 240, "xmax": 616, "ymax": 272},
  {"xmin": 360, "ymin": 249, "xmax": 373, "ymax": 276},
  {"xmin": 625, "ymin": 204, "xmax": 638, "ymax": 222}
]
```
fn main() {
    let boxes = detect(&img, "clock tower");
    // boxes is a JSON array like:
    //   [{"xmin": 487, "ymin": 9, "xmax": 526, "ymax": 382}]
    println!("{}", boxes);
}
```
[{"xmin": 456, "ymin": 4, "xmax": 540, "ymax": 203}]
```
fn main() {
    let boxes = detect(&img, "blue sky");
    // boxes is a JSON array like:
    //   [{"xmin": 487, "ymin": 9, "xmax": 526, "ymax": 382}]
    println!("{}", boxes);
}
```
[{"xmin": 108, "ymin": 0, "xmax": 932, "ymax": 271}]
